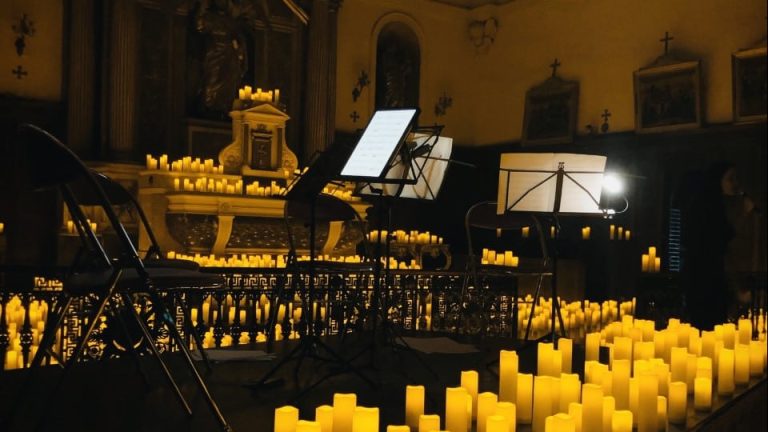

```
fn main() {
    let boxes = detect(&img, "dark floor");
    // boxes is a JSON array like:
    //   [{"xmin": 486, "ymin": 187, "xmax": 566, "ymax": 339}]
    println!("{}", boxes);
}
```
[{"xmin": 0, "ymin": 332, "xmax": 765, "ymax": 432}]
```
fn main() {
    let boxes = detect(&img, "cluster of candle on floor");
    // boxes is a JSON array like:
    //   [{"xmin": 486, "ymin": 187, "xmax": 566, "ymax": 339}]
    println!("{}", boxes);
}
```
[
  {"xmin": 480, "ymin": 248, "xmax": 519, "ymax": 267},
  {"xmin": 368, "ymin": 230, "xmax": 444, "ymax": 245},
  {"xmin": 238, "ymin": 85, "xmax": 280, "ymax": 103},
  {"xmin": 609, "ymin": 225, "xmax": 631, "ymax": 241},
  {"xmin": 273, "ymin": 315, "xmax": 767, "ymax": 431},
  {"xmin": 640, "ymin": 247, "xmax": 662, "ymax": 273},
  {"xmin": 145, "ymin": 154, "xmax": 225, "ymax": 174},
  {"xmin": 3, "ymin": 297, "xmax": 51, "ymax": 370}
]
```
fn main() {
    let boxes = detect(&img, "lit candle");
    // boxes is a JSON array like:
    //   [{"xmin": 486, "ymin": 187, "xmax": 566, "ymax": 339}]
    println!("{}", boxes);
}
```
[
  {"xmin": 586, "ymin": 333, "xmax": 600, "ymax": 362},
  {"xmin": 668, "ymin": 381, "xmax": 687, "ymax": 424},
  {"xmin": 654, "ymin": 257, "xmax": 661, "ymax": 272},
  {"xmin": 296, "ymin": 420, "xmax": 322, "ymax": 432},
  {"xmin": 334, "ymin": 393, "xmax": 357, "ymax": 432},
  {"xmin": 445, "ymin": 387, "xmax": 469, "ymax": 432},
  {"xmin": 315, "ymin": 405, "xmax": 333, "ymax": 432},
  {"xmin": 567, "ymin": 403, "xmax": 582, "ymax": 432},
  {"xmin": 734, "ymin": 344, "xmax": 750, "ymax": 386},
  {"xmin": 522, "ymin": 226, "xmax": 530, "ymax": 238},
  {"xmin": 717, "ymin": 348, "xmax": 735, "ymax": 396},
  {"xmin": 477, "ymin": 392, "xmax": 498, "ymax": 432},
  {"xmin": 629, "ymin": 378, "xmax": 639, "ymax": 427},
  {"xmin": 544, "ymin": 413, "xmax": 575, "ymax": 432},
  {"xmin": 386, "ymin": 427, "xmax": 409, "ymax": 432},
  {"xmin": 499, "ymin": 350, "xmax": 518, "ymax": 403},
  {"xmin": 538, "ymin": 343, "xmax": 554, "ymax": 376},
  {"xmin": 601, "ymin": 396, "xmax": 615, "ymax": 432},
  {"xmin": 517, "ymin": 373, "xmax": 533, "ymax": 424},
  {"xmin": 670, "ymin": 347, "xmax": 687, "ymax": 383},
  {"xmin": 694, "ymin": 377, "xmax": 712, "ymax": 411},
  {"xmin": 559, "ymin": 373, "xmax": 581, "ymax": 413},
  {"xmin": 611, "ymin": 410, "xmax": 632, "ymax": 432},
  {"xmin": 533, "ymin": 375, "xmax": 554, "ymax": 432},
  {"xmin": 609, "ymin": 224, "xmax": 615, "ymax": 240},
  {"xmin": 352, "ymin": 406, "xmax": 378, "ymax": 432},
  {"xmin": 559, "ymin": 338, "xmax": 573, "ymax": 373},
  {"xmin": 274, "ymin": 405, "xmax": 299, "ymax": 432},
  {"xmin": 418, "ymin": 414, "xmax": 440, "ymax": 432},
  {"xmin": 581, "ymin": 383, "xmax": 603, "ymax": 432},
  {"xmin": 749, "ymin": 341, "xmax": 764, "ymax": 376},
  {"xmin": 641, "ymin": 254, "xmax": 650, "ymax": 272},
  {"xmin": 613, "ymin": 359, "xmax": 630, "ymax": 410},
  {"xmin": 624, "ymin": 230, "xmax": 631, "ymax": 241},
  {"xmin": 461, "ymin": 370, "xmax": 479, "ymax": 419},
  {"xmin": 656, "ymin": 395, "xmax": 667, "ymax": 432},
  {"xmin": 638, "ymin": 372, "xmax": 658, "ymax": 432},
  {"xmin": 406, "ymin": 385, "xmax": 425, "ymax": 430},
  {"xmin": 486, "ymin": 414, "xmax": 509, "ymax": 432},
  {"xmin": 494, "ymin": 401, "xmax": 515, "ymax": 431}
]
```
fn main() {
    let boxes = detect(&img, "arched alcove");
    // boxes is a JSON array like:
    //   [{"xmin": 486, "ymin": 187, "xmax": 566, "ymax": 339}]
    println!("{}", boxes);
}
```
[{"xmin": 374, "ymin": 21, "xmax": 421, "ymax": 109}]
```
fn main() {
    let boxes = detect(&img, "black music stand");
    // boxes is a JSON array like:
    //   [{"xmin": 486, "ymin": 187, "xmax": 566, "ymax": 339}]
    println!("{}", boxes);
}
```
[
  {"xmin": 497, "ymin": 153, "xmax": 607, "ymax": 343},
  {"xmin": 244, "ymin": 146, "xmax": 375, "ymax": 397}
]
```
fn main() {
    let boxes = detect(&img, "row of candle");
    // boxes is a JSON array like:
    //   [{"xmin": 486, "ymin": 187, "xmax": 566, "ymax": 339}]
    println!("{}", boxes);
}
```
[
  {"xmin": 322, "ymin": 185, "xmax": 361, "ymax": 202},
  {"xmin": 168, "ymin": 251, "xmax": 288, "ymax": 268},
  {"xmin": 4, "ymin": 297, "xmax": 54, "ymax": 370},
  {"xmin": 173, "ymin": 177, "xmax": 245, "ymax": 195},
  {"xmin": 238, "ymin": 85, "xmax": 280, "ymax": 104},
  {"xmin": 246, "ymin": 180, "xmax": 287, "ymax": 197},
  {"xmin": 64, "ymin": 219, "xmax": 98, "ymax": 234},
  {"xmin": 480, "ymin": 248, "xmax": 519, "ymax": 267},
  {"xmin": 641, "ymin": 246, "xmax": 662, "ymax": 273},
  {"xmin": 145, "ymin": 154, "xmax": 225, "ymax": 174},
  {"xmin": 368, "ymin": 230, "xmax": 444, "ymax": 245},
  {"xmin": 609, "ymin": 225, "xmax": 631, "ymax": 241}
]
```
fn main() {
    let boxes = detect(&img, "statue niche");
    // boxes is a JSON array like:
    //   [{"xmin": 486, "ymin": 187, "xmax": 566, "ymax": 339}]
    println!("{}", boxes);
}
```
[{"xmin": 375, "ymin": 22, "xmax": 420, "ymax": 109}]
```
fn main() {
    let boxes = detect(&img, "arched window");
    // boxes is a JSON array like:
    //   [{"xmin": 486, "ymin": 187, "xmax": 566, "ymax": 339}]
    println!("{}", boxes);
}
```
[{"xmin": 375, "ymin": 22, "xmax": 420, "ymax": 109}]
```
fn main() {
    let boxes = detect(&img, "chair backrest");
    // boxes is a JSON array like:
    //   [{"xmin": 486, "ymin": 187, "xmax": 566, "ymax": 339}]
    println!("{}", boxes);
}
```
[{"xmin": 15, "ymin": 124, "xmax": 145, "ymax": 272}]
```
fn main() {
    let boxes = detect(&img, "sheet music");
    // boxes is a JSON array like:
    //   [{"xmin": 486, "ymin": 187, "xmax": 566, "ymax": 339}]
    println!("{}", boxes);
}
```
[
  {"xmin": 357, "ymin": 134, "xmax": 453, "ymax": 200},
  {"xmin": 340, "ymin": 109, "xmax": 417, "ymax": 179},
  {"xmin": 496, "ymin": 153, "xmax": 606, "ymax": 214}
]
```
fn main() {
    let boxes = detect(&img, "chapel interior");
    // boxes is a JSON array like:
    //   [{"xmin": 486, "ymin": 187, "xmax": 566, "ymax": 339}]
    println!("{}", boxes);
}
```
[{"xmin": 0, "ymin": 1, "xmax": 766, "ymax": 431}]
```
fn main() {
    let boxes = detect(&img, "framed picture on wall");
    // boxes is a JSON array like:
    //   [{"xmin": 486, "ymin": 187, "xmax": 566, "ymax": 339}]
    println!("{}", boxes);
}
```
[
  {"xmin": 732, "ymin": 45, "xmax": 767, "ymax": 123},
  {"xmin": 634, "ymin": 59, "xmax": 702, "ymax": 133},
  {"xmin": 521, "ymin": 77, "xmax": 579, "ymax": 146}
]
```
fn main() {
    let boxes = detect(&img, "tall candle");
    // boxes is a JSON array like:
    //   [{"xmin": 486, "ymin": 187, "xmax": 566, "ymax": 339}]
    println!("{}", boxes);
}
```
[
  {"xmin": 522, "ymin": 226, "xmax": 530, "ymax": 238},
  {"xmin": 734, "ymin": 344, "xmax": 750, "ymax": 386},
  {"xmin": 406, "ymin": 385, "xmax": 425, "ymax": 430},
  {"xmin": 717, "ymin": 348, "xmax": 735, "ymax": 396},
  {"xmin": 559, "ymin": 338, "xmax": 573, "ymax": 373},
  {"xmin": 612, "ymin": 410, "xmax": 632, "ymax": 432},
  {"xmin": 445, "ymin": 387, "xmax": 469, "ymax": 432},
  {"xmin": 477, "ymin": 392, "xmax": 498, "ymax": 432},
  {"xmin": 694, "ymin": 377, "xmax": 712, "ymax": 411},
  {"xmin": 334, "ymin": 393, "xmax": 357, "ymax": 432},
  {"xmin": 486, "ymin": 415, "xmax": 509, "ymax": 432},
  {"xmin": 738, "ymin": 318, "xmax": 752, "ymax": 344},
  {"xmin": 668, "ymin": 381, "xmax": 687, "ymax": 424},
  {"xmin": 538, "ymin": 343, "xmax": 554, "ymax": 376},
  {"xmin": 641, "ymin": 254, "xmax": 650, "ymax": 272},
  {"xmin": 559, "ymin": 373, "xmax": 581, "ymax": 413},
  {"xmin": 567, "ymin": 403, "xmax": 582, "ymax": 432},
  {"xmin": 533, "ymin": 375, "xmax": 554, "ymax": 432},
  {"xmin": 315, "ymin": 405, "xmax": 333, "ymax": 432},
  {"xmin": 723, "ymin": 323, "xmax": 736, "ymax": 349},
  {"xmin": 499, "ymin": 350, "xmax": 518, "ymax": 403},
  {"xmin": 495, "ymin": 401, "xmax": 516, "ymax": 432},
  {"xmin": 586, "ymin": 333, "xmax": 600, "ymax": 362},
  {"xmin": 274, "ymin": 406, "xmax": 299, "ymax": 432},
  {"xmin": 296, "ymin": 420, "xmax": 322, "ymax": 432},
  {"xmin": 670, "ymin": 347, "xmax": 687, "ymax": 383},
  {"xmin": 517, "ymin": 373, "xmax": 533, "ymax": 424},
  {"xmin": 581, "ymin": 383, "xmax": 603, "ymax": 432},
  {"xmin": 601, "ymin": 396, "xmax": 615, "ymax": 432},
  {"xmin": 749, "ymin": 341, "xmax": 764, "ymax": 376},
  {"xmin": 352, "ymin": 407, "xmax": 378, "ymax": 432},
  {"xmin": 638, "ymin": 372, "xmax": 658, "ymax": 432},
  {"xmin": 686, "ymin": 354, "xmax": 697, "ymax": 392},
  {"xmin": 613, "ymin": 359, "xmax": 630, "ymax": 410},
  {"xmin": 544, "ymin": 413, "xmax": 575, "ymax": 432},
  {"xmin": 461, "ymin": 370, "xmax": 479, "ymax": 419},
  {"xmin": 610, "ymin": 224, "xmax": 615, "ymax": 240},
  {"xmin": 418, "ymin": 414, "xmax": 440, "ymax": 432},
  {"xmin": 656, "ymin": 396, "xmax": 668, "ymax": 432},
  {"xmin": 629, "ymin": 378, "xmax": 639, "ymax": 427}
]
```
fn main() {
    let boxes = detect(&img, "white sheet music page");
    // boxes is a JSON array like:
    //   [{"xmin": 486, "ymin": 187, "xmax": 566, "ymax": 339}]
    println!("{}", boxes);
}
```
[
  {"xmin": 340, "ymin": 109, "xmax": 416, "ymax": 178},
  {"xmin": 400, "ymin": 134, "xmax": 453, "ymax": 200},
  {"xmin": 497, "ymin": 153, "xmax": 606, "ymax": 214}
]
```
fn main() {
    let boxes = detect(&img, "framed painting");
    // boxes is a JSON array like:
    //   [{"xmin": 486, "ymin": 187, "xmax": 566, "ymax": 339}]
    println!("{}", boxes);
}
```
[
  {"xmin": 732, "ymin": 45, "xmax": 767, "ymax": 123},
  {"xmin": 634, "ymin": 59, "xmax": 702, "ymax": 133},
  {"xmin": 521, "ymin": 77, "xmax": 579, "ymax": 146}
]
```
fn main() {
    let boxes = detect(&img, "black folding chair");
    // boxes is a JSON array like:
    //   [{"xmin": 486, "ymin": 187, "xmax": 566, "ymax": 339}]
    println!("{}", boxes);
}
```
[{"xmin": 12, "ymin": 124, "xmax": 232, "ymax": 431}]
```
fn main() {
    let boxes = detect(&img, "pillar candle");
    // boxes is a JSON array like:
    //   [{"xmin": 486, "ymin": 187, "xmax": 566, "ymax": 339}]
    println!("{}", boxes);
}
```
[
  {"xmin": 612, "ymin": 410, "xmax": 632, "ymax": 432},
  {"xmin": 533, "ymin": 375, "xmax": 554, "ymax": 432},
  {"xmin": 601, "ymin": 396, "xmax": 614, "ymax": 432},
  {"xmin": 701, "ymin": 331, "xmax": 716, "ymax": 361},
  {"xmin": 559, "ymin": 338, "xmax": 573, "ymax": 373},
  {"xmin": 545, "ymin": 413, "xmax": 575, "ymax": 432},
  {"xmin": 668, "ymin": 381, "xmax": 687, "ymax": 424},
  {"xmin": 717, "ymin": 348, "xmax": 735, "ymax": 396},
  {"xmin": 486, "ymin": 415, "xmax": 509, "ymax": 432},
  {"xmin": 738, "ymin": 319, "xmax": 752, "ymax": 344},
  {"xmin": 477, "ymin": 392, "xmax": 498, "ymax": 432},
  {"xmin": 538, "ymin": 343, "xmax": 554, "ymax": 376},
  {"xmin": 461, "ymin": 370, "xmax": 479, "ymax": 419},
  {"xmin": 641, "ymin": 254, "xmax": 649, "ymax": 272},
  {"xmin": 686, "ymin": 354, "xmax": 697, "ymax": 392},
  {"xmin": 559, "ymin": 373, "xmax": 581, "ymax": 413},
  {"xmin": 749, "ymin": 341, "xmax": 764, "ymax": 376},
  {"xmin": 656, "ymin": 396, "xmax": 667, "ymax": 432},
  {"xmin": 670, "ymin": 347, "xmax": 687, "ymax": 383},
  {"xmin": 694, "ymin": 377, "xmax": 712, "ymax": 411},
  {"xmin": 386, "ymin": 427, "xmax": 409, "ymax": 432},
  {"xmin": 352, "ymin": 407, "xmax": 378, "ymax": 432},
  {"xmin": 723, "ymin": 323, "xmax": 736, "ymax": 349},
  {"xmin": 499, "ymin": 350, "xmax": 518, "ymax": 403},
  {"xmin": 637, "ymin": 372, "xmax": 658, "ymax": 432},
  {"xmin": 517, "ymin": 373, "xmax": 533, "ymax": 424},
  {"xmin": 586, "ymin": 333, "xmax": 600, "ymax": 362},
  {"xmin": 629, "ymin": 377, "xmax": 639, "ymax": 427},
  {"xmin": 334, "ymin": 393, "xmax": 357, "ymax": 432},
  {"xmin": 522, "ymin": 226, "xmax": 530, "ymax": 238},
  {"xmin": 445, "ymin": 387, "xmax": 469, "ymax": 432},
  {"xmin": 609, "ymin": 224, "xmax": 615, "ymax": 240},
  {"xmin": 612, "ymin": 359, "xmax": 630, "ymax": 410},
  {"xmin": 567, "ymin": 403, "xmax": 582, "ymax": 432},
  {"xmin": 495, "ymin": 401, "xmax": 516, "ymax": 432},
  {"xmin": 406, "ymin": 385, "xmax": 425, "ymax": 430},
  {"xmin": 734, "ymin": 344, "xmax": 750, "ymax": 386},
  {"xmin": 274, "ymin": 406, "xmax": 299, "ymax": 432},
  {"xmin": 614, "ymin": 337, "xmax": 632, "ymax": 365},
  {"xmin": 696, "ymin": 357, "xmax": 713, "ymax": 380},
  {"xmin": 581, "ymin": 383, "xmax": 603, "ymax": 432},
  {"xmin": 297, "ymin": 421, "xmax": 322, "ymax": 432},
  {"xmin": 316, "ymin": 405, "xmax": 333, "ymax": 432},
  {"xmin": 418, "ymin": 414, "xmax": 440, "ymax": 432}
]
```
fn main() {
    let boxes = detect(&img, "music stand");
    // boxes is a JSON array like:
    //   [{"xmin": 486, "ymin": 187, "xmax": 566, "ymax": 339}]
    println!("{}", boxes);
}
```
[
  {"xmin": 497, "ymin": 152, "xmax": 607, "ymax": 343},
  {"xmin": 245, "ymin": 145, "xmax": 375, "ymax": 396}
]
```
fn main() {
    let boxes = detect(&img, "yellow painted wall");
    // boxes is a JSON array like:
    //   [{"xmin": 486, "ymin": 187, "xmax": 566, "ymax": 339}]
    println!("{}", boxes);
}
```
[
  {"xmin": 337, "ymin": 0, "xmax": 767, "ymax": 146},
  {"xmin": 0, "ymin": 0, "xmax": 63, "ymax": 101}
]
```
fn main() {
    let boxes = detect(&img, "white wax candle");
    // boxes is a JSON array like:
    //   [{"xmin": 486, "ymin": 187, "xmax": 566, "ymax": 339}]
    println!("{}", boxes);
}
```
[
  {"xmin": 601, "ymin": 396, "xmax": 615, "ymax": 432},
  {"xmin": 418, "ymin": 414, "xmax": 440, "ymax": 432},
  {"xmin": 656, "ymin": 396, "xmax": 668, "ymax": 432},
  {"xmin": 581, "ymin": 383, "xmax": 603, "ymax": 432},
  {"xmin": 296, "ymin": 420, "xmax": 321, "ymax": 432},
  {"xmin": 315, "ymin": 405, "xmax": 333, "ymax": 432},
  {"xmin": 734, "ymin": 344, "xmax": 750, "ymax": 386},
  {"xmin": 637, "ymin": 372, "xmax": 658, "ymax": 432},
  {"xmin": 559, "ymin": 373, "xmax": 581, "ymax": 413},
  {"xmin": 533, "ymin": 375, "xmax": 553, "ymax": 432},
  {"xmin": 486, "ymin": 414, "xmax": 509, "ymax": 432},
  {"xmin": 517, "ymin": 373, "xmax": 533, "ymax": 424},
  {"xmin": 613, "ymin": 359, "xmax": 630, "ymax": 410},
  {"xmin": 477, "ymin": 392, "xmax": 498, "ymax": 432},
  {"xmin": 612, "ymin": 410, "xmax": 632, "ymax": 432},
  {"xmin": 694, "ymin": 377, "xmax": 712, "ymax": 411},
  {"xmin": 405, "ymin": 385, "xmax": 425, "ymax": 430},
  {"xmin": 559, "ymin": 338, "xmax": 573, "ymax": 374},
  {"xmin": 668, "ymin": 381, "xmax": 687, "ymax": 424},
  {"xmin": 717, "ymin": 348, "xmax": 735, "ymax": 395},
  {"xmin": 499, "ymin": 350, "xmax": 518, "ymax": 403},
  {"xmin": 274, "ymin": 405, "xmax": 299, "ymax": 432},
  {"xmin": 586, "ymin": 333, "xmax": 600, "ymax": 362},
  {"xmin": 495, "ymin": 401, "xmax": 516, "ymax": 431},
  {"xmin": 445, "ymin": 387, "xmax": 469, "ymax": 432},
  {"xmin": 333, "ymin": 393, "xmax": 357, "ymax": 432},
  {"xmin": 568, "ymin": 402, "xmax": 583, "ymax": 432},
  {"xmin": 352, "ymin": 406, "xmax": 378, "ymax": 432},
  {"xmin": 461, "ymin": 370, "xmax": 479, "ymax": 419}
]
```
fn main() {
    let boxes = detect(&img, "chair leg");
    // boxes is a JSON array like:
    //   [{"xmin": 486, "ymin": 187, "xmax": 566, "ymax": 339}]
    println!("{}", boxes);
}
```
[
  {"xmin": 147, "ymin": 290, "xmax": 232, "ymax": 432},
  {"xmin": 120, "ymin": 292, "xmax": 193, "ymax": 417},
  {"xmin": 177, "ymin": 294, "xmax": 213, "ymax": 373},
  {"xmin": 110, "ymin": 301, "xmax": 152, "ymax": 387}
]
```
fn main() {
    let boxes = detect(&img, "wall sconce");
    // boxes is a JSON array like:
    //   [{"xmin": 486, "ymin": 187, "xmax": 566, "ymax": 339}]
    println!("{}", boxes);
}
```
[
  {"xmin": 434, "ymin": 92, "xmax": 452, "ymax": 117},
  {"xmin": 351, "ymin": 70, "xmax": 369, "ymax": 102},
  {"xmin": 468, "ymin": 17, "xmax": 497, "ymax": 53}
]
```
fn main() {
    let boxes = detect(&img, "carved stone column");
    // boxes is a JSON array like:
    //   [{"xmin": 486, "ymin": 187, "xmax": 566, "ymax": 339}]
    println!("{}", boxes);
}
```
[
  {"xmin": 105, "ymin": 0, "xmax": 138, "ymax": 159},
  {"xmin": 66, "ymin": 0, "xmax": 96, "ymax": 156},
  {"xmin": 302, "ymin": 0, "xmax": 330, "ymax": 162},
  {"xmin": 326, "ymin": 0, "xmax": 342, "ymax": 148}
]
